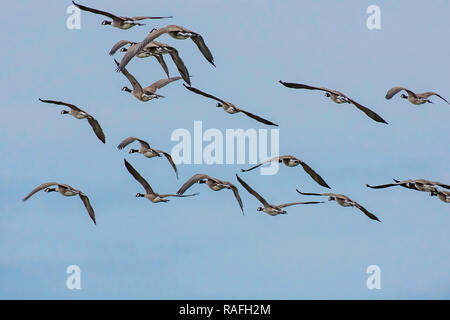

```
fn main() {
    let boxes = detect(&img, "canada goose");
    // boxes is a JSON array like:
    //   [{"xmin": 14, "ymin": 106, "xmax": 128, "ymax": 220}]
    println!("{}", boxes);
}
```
[
  {"xmin": 385, "ymin": 87, "xmax": 450, "ymax": 105},
  {"xmin": 241, "ymin": 155, "xmax": 330, "ymax": 189},
  {"xmin": 430, "ymin": 189, "xmax": 450, "ymax": 203},
  {"xmin": 116, "ymin": 25, "xmax": 214, "ymax": 72},
  {"xmin": 38, "ymin": 98, "xmax": 105, "ymax": 143},
  {"xmin": 366, "ymin": 179, "xmax": 450, "ymax": 193},
  {"xmin": 183, "ymin": 84, "xmax": 278, "ymax": 126},
  {"xmin": 236, "ymin": 175, "xmax": 323, "ymax": 216},
  {"xmin": 124, "ymin": 159, "xmax": 197, "ymax": 203},
  {"xmin": 110, "ymin": 40, "xmax": 191, "ymax": 85},
  {"xmin": 113, "ymin": 59, "xmax": 181, "ymax": 102},
  {"xmin": 72, "ymin": 1, "xmax": 172, "ymax": 30},
  {"xmin": 118, "ymin": 137, "xmax": 178, "ymax": 179},
  {"xmin": 177, "ymin": 174, "xmax": 244, "ymax": 214},
  {"xmin": 296, "ymin": 190, "xmax": 380, "ymax": 222},
  {"xmin": 22, "ymin": 182, "xmax": 96, "ymax": 225},
  {"xmin": 279, "ymin": 81, "xmax": 388, "ymax": 124}
]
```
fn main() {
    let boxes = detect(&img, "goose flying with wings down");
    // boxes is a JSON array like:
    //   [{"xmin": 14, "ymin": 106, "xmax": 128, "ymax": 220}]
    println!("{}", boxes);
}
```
[
  {"xmin": 236, "ymin": 175, "xmax": 324, "ymax": 216},
  {"xmin": 38, "ymin": 98, "xmax": 105, "ymax": 144},
  {"xmin": 279, "ymin": 81, "xmax": 388, "ymax": 124},
  {"xmin": 296, "ymin": 190, "xmax": 380, "ymax": 222},
  {"xmin": 124, "ymin": 159, "xmax": 197, "ymax": 203},
  {"xmin": 183, "ymin": 84, "xmax": 278, "ymax": 126},
  {"xmin": 367, "ymin": 179, "xmax": 450, "ymax": 193}
]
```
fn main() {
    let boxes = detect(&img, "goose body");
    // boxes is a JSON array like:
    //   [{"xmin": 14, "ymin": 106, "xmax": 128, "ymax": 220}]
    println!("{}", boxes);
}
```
[
  {"xmin": 22, "ymin": 182, "xmax": 96, "ymax": 224},
  {"xmin": 431, "ymin": 190, "xmax": 450, "ymax": 203}
]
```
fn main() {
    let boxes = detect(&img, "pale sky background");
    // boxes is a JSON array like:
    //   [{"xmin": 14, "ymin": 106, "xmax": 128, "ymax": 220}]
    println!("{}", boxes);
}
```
[{"xmin": 0, "ymin": 0, "xmax": 449, "ymax": 299}]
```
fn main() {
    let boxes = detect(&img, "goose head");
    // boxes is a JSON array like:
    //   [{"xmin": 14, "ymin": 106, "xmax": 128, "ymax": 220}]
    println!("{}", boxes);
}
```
[
  {"xmin": 129, "ymin": 149, "xmax": 139, "ymax": 154},
  {"xmin": 257, "ymin": 207, "xmax": 264, "ymax": 212},
  {"xmin": 328, "ymin": 196, "xmax": 336, "ymax": 201},
  {"xmin": 61, "ymin": 110, "xmax": 69, "ymax": 115},
  {"xmin": 216, "ymin": 103, "xmax": 223, "ymax": 108},
  {"xmin": 122, "ymin": 86, "xmax": 132, "ymax": 93},
  {"xmin": 120, "ymin": 48, "xmax": 128, "ymax": 53},
  {"xmin": 101, "ymin": 20, "xmax": 111, "ymax": 25},
  {"xmin": 44, "ymin": 188, "xmax": 55, "ymax": 193},
  {"xmin": 149, "ymin": 28, "xmax": 157, "ymax": 33},
  {"xmin": 400, "ymin": 94, "xmax": 408, "ymax": 99},
  {"xmin": 136, "ymin": 193, "xmax": 145, "ymax": 198}
]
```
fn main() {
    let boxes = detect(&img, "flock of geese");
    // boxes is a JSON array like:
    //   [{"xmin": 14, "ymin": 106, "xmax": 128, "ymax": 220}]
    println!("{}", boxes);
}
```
[{"xmin": 21, "ymin": 2, "xmax": 450, "ymax": 226}]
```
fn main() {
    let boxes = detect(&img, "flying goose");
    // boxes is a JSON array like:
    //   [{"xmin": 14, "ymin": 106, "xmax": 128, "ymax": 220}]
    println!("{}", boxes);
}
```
[
  {"xmin": 176, "ymin": 174, "xmax": 244, "ymax": 214},
  {"xmin": 296, "ymin": 190, "xmax": 380, "ymax": 222},
  {"xmin": 116, "ymin": 25, "xmax": 214, "ymax": 72},
  {"xmin": 430, "ymin": 189, "xmax": 450, "ymax": 203},
  {"xmin": 183, "ymin": 84, "xmax": 278, "ymax": 126},
  {"xmin": 385, "ymin": 87, "xmax": 450, "ymax": 105},
  {"xmin": 236, "ymin": 175, "xmax": 324, "ymax": 216},
  {"xmin": 22, "ymin": 182, "xmax": 96, "ymax": 225},
  {"xmin": 367, "ymin": 179, "xmax": 450, "ymax": 193},
  {"xmin": 38, "ymin": 98, "xmax": 105, "ymax": 143},
  {"xmin": 72, "ymin": 1, "xmax": 172, "ymax": 30},
  {"xmin": 124, "ymin": 159, "xmax": 197, "ymax": 203},
  {"xmin": 114, "ymin": 59, "xmax": 181, "ymax": 102},
  {"xmin": 241, "ymin": 155, "xmax": 330, "ymax": 189},
  {"xmin": 279, "ymin": 81, "xmax": 388, "ymax": 124},
  {"xmin": 118, "ymin": 137, "xmax": 179, "ymax": 179},
  {"xmin": 110, "ymin": 40, "xmax": 191, "ymax": 85}
]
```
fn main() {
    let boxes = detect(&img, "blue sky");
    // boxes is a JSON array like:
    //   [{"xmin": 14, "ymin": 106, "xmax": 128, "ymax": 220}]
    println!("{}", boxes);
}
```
[{"xmin": 0, "ymin": 0, "xmax": 449, "ymax": 299}]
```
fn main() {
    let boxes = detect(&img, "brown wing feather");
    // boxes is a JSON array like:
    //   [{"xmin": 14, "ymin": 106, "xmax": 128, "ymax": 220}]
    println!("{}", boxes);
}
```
[
  {"xmin": 236, "ymin": 175, "xmax": 269, "ymax": 207},
  {"xmin": 124, "ymin": 159, "xmax": 154, "ymax": 194}
]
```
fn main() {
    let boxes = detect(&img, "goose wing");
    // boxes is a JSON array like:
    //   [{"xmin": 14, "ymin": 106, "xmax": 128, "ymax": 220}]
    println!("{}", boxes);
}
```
[
  {"xmin": 240, "ymin": 156, "xmax": 283, "ymax": 172},
  {"xmin": 236, "ymin": 108, "xmax": 279, "ymax": 126},
  {"xmin": 353, "ymin": 201, "xmax": 381, "ymax": 222},
  {"xmin": 236, "ymin": 175, "xmax": 269, "ymax": 207},
  {"xmin": 224, "ymin": 182, "xmax": 244, "ymax": 214},
  {"xmin": 78, "ymin": 193, "xmax": 96, "ymax": 225},
  {"xmin": 22, "ymin": 182, "xmax": 61, "ymax": 201},
  {"xmin": 38, "ymin": 98, "xmax": 82, "ymax": 112},
  {"xmin": 168, "ymin": 49, "xmax": 191, "ymax": 85},
  {"xmin": 109, "ymin": 40, "xmax": 135, "ymax": 56},
  {"xmin": 86, "ymin": 117, "xmax": 106, "ymax": 144},
  {"xmin": 190, "ymin": 34, "xmax": 215, "ymax": 67},
  {"xmin": 144, "ymin": 76, "xmax": 181, "ymax": 93},
  {"xmin": 296, "ymin": 189, "xmax": 334, "ymax": 197},
  {"xmin": 159, "ymin": 192, "xmax": 199, "ymax": 198},
  {"xmin": 116, "ymin": 25, "xmax": 180, "ymax": 72},
  {"xmin": 346, "ymin": 97, "xmax": 388, "ymax": 124},
  {"xmin": 155, "ymin": 150, "xmax": 179, "ymax": 180},
  {"xmin": 117, "ymin": 137, "xmax": 150, "ymax": 150},
  {"xmin": 279, "ymin": 81, "xmax": 332, "ymax": 93},
  {"xmin": 113, "ymin": 59, "xmax": 143, "ymax": 93},
  {"xmin": 278, "ymin": 201, "xmax": 324, "ymax": 208},
  {"xmin": 419, "ymin": 92, "xmax": 450, "ymax": 105},
  {"xmin": 72, "ymin": 1, "xmax": 122, "ymax": 21},
  {"xmin": 298, "ymin": 160, "xmax": 331, "ymax": 189},
  {"xmin": 385, "ymin": 87, "xmax": 417, "ymax": 99},
  {"xmin": 177, "ymin": 174, "xmax": 211, "ymax": 194},
  {"xmin": 183, "ymin": 84, "xmax": 227, "ymax": 104},
  {"xmin": 129, "ymin": 16, "xmax": 173, "ymax": 21},
  {"xmin": 153, "ymin": 55, "xmax": 170, "ymax": 78},
  {"xmin": 124, "ymin": 159, "xmax": 154, "ymax": 195}
]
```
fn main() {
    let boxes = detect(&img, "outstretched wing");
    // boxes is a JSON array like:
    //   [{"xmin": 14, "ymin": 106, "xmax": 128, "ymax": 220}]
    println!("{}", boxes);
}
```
[
  {"xmin": 153, "ymin": 55, "xmax": 170, "ymax": 78},
  {"xmin": 22, "ymin": 182, "xmax": 60, "ymax": 201},
  {"xmin": 168, "ymin": 49, "xmax": 191, "ymax": 85},
  {"xmin": 183, "ymin": 84, "xmax": 227, "ymax": 104},
  {"xmin": 114, "ymin": 59, "xmax": 143, "ymax": 93},
  {"xmin": 420, "ymin": 92, "xmax": 450, "ymax": 105},
  {"xmin": 87, "ymin": 117, "xmax": 106, "ymax": 144},
  {"xmin": 109, "ymin": 40, "xmax": 135, "ymax": 56},
  {"xmin": 38, "ymin": 98, "xmax": 82, "ymax": 112},
  {"xmin": 130, "ymin": 16, "xmax": 173, "ymax": 21},
  {"xmin": 299, "ymin": 161, "xmax": 331, "ymax": 189},
  {"xmin": 228, "ymin": 184, "xmax": 244, "ymax": 214},
  {"xmin": 78, "ymin": 193, "xmax": 96, "ymax": 225},
  {"xmin": 279, "ymin": 81, "xmax": 332, "ymax": 93},
  {"xmin": 240, "ymin": 156, "xmax": 282, "ymax": 172},
  {"xmin": 347, "ymin": 97, "xmax": 388, "ymax": 124},
  {"xmin": 157, "ymin": 150, "xmax": 179, "ymax": 180},
  {"xmin": 236, "ymin": 174, "xmax": 269, "ymax": 207},
  {"xmin": 385, "ymin": 87, "xmax": 416, "ymax": 99},
  {"xmin": 238, "ymin": 108, "xmax": 278, "ymax": 126},
  {"xmin": 145, "ymin": 77, "xmax": 181, "ymax": 93},
  {"xmin": 177, "ymin": 174, "xmax": 210, "ymax": 194},
  {"xmin": 354, "ymin": 202, "xmax": 381, "ymax": 222},
  {"xmin": 190, "ymin": 34, "xmax": 215, "ymax": 67},
  {"xmin": 72, "ymin": 1, "xmax": 122, "ymax": 21},
  {"xmin": 124, "ymin": 159, "xmax": 154, "ymax": 194},
  {"xmin": 296, "ymin": 189, "xmax": 333, "ymax": 197},
  {"xmin": 278, "ymin": 201, "xmax": 324, "ymax": 208},
  {"xmin": 117, "ymin": 137, "xmax": 150, "ymax": 150}
]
